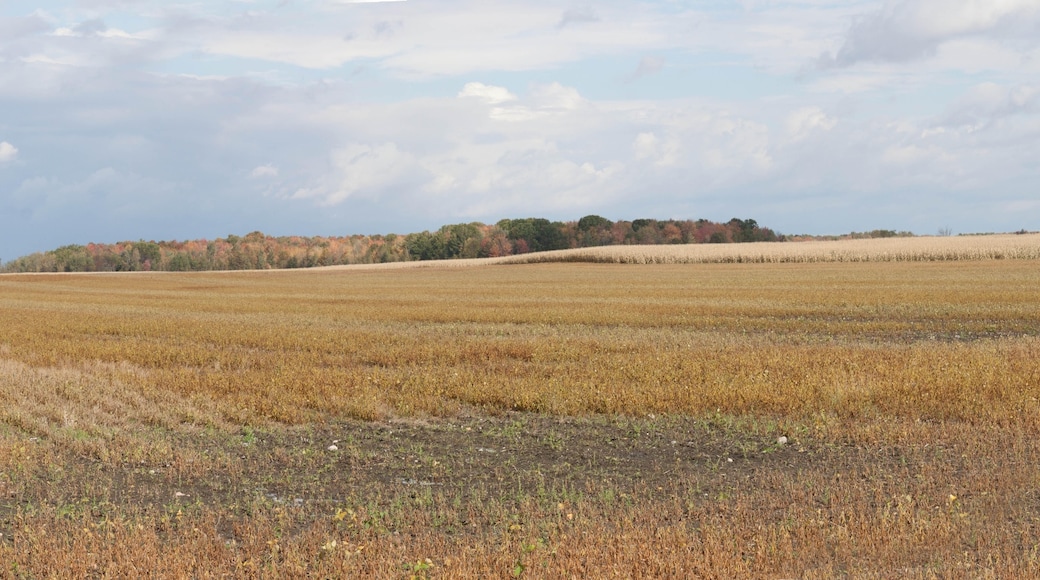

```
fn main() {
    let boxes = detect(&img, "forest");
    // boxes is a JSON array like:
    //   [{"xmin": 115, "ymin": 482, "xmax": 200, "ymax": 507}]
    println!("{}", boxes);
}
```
[{"xmin": 1, "ymin": 216, "xmax": 788, "ymax": 273}]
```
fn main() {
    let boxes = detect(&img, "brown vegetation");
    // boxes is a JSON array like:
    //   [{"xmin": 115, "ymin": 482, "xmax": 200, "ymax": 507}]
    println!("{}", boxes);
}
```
[
  {"xmin": 1, "ymin": 245, "xmax": 1039, "ymax": 576},
  {"xmin": 0, "ymin": 216, "xmax": 782, "ymax": 273},
  {"xmin": 315, "ymin": 232, "xmax": 1040, "ymax": 269},
  {"xmin": 498, "ymin": 232, "xmax": 1040, "ymax": 264}
]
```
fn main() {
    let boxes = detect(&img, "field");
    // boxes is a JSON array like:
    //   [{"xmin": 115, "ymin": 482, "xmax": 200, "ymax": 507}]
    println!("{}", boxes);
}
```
[
  {"xmin": 1, "ymin": 239, "xmax": 1040, "ymax": 577},
  {"xmin": 329, "ymin": 233, "xmax": 1040, "ymax": 268}
]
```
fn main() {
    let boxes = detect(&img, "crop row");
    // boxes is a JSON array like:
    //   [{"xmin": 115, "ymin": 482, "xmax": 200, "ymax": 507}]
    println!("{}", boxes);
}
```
[{"xmin": 2, "ymin": 261, "xmax": 1038, "ymax": 427}]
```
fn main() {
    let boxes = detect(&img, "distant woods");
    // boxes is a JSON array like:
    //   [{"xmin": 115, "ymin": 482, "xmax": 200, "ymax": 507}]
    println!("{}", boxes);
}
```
[{"xmin": 3, "ymin": 216, "xmax": 791, "ymax": 273}]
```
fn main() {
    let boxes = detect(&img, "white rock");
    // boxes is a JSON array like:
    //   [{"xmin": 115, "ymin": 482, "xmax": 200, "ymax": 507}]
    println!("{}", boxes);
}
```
[
  {"xmin": 327, "ymin": 445, "xmax": 338, "ymax": 451},
  {"xmin": 777, "ymin": 436, "xmax": 788, "ymax": 445}
]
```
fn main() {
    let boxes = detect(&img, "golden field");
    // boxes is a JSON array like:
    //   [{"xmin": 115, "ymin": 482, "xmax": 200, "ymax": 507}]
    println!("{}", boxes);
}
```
[
  {"xmin": 317, "ymin": 232, "xmax": 1040, "ymax": 269},
  {"xmin": 1, "ymin": 242, "xmax": 1039, "ymax": 577},
  {"xmin": 4, "ymin": 260, "xmax": 1038, "ymax": 425}
]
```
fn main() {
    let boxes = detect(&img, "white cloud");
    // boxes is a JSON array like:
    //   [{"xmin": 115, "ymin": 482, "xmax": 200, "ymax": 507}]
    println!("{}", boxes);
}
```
[
  {"xmin": 3, "ymin": 0, "xmax": 1040, "ymax": 259},
  {"xmin": 930, "ymin": 37, "xmax": 1039, "ymax": 76},
  {"xmin": 292, "ymin": 143, "xmax": 421, "ymax": 206},
  {"xmin": 250, "ymin": 164, "xmax": 278, "ymax": 178},
  {"xmin": 19, "ymin": 54, "xmax": 78, "ymax": 66},
  {"xmin": 632, "ymin": 132, "xmax": 679, "ymax": 167},
  {"xmin": 939, "ymin": 82, "xmax": 1040, "ymax": 128},
  {"xmin": 0, "ymin": 141, "xmax": 17, "ymax": 163},
  {"xmin": 529, "ymin": 82, "xmax": 585, "ymax": 111},
  {"xmin": 291, "ymin": 77, "xmax": 1033, "ymax": 225},
  {"xmin": 458, "ymin": 82, "xmax": 517, "ymax": 105},
  {"xmin": 806, "ymin": 70, "xmax": 897, "ymax": 95},
  {"xmin": 881, "ymin": 144, "xmax": 932, "ymax": 166},
  {"xmin": 278, "ymin": 81, "xmax": 795, "ymax": 222},
  {"xmin": 182, "ymin": 1, "xmax": 680, "ymax": 77},
  {"xmin": 458, "ymin": 82, "xmax": 536, "ymax": 122},
  {"xmin": 456, "ymin": 81, "xmax": 589, "ymax": 122},
  {"xmin": 632, "ymin": 132, "xmax": 658, "ymax": 160},
  {"xmin": 52, "ymin": 21, "xmax": 154, "ymax": 41},
  {"xmin": 202, "ymin": 32, "xmax": 381, "ymax": 70},
  {"xmin": 786, "ymin": 107, "xmax": 837, "ymax": 142}
]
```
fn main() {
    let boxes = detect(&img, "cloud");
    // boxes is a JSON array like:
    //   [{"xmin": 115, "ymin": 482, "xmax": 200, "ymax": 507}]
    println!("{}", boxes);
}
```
[
  {"xmin": 938, "ymin": 82, "xmax": 1040, "ymax": 128},
  {"xmin": 10, "ymin": 167, "xmax": 181, "ymax": 217},
  {"xmin": 0, "ymin": 12, "xmax": 51, "ymax": 41},
  {"xmin": 181, "ymin": 2, "xmax": 677, "ymax": 77},
  {"xmin": 291, "ymin": 143, "xmax": 423, "ymax": 206},
  {"xmin": 880, "ymin": 144, "xmax": 935, "ymax": 166},
  {"xmin": 0, "ymin": 141, "xmax": 18, "ymax": 163},
  {"xmin": 69, "ymin": 19, "xmax": 107, "ymax": 37},
  {"xmin": 786, "ymin": 107, "xmax": 837, "ymax": 142},
  {"xmin": 419, "ymin": 137, "xmax": 625, "ymax": 218},
  {"xmin": 821, "ymin": 0, "xmax": 1040, "ymax": 67},
  {"xmin": 632, "ymin": 132, "xmax": 679, "ymax": 167},
  {"xmin": 455, "ymin": 82, "xmax": 588, "ymax": 122},
  {"xmin": 3, "ymin": 0, "xmax": 1040, "ymax": 259},
  {"xmin": 51, "ymin": 19, "xmax": 151, "ymax": 41},
  {"xmin": 201, "ymin": 31, "xmax": 381, "ymax": 70},
  {"xmin": 458, "ymin": 82, "xmax": 517, "ymax": 105},
  {"xmin": 627, "ymin": 56, "xmax": 664, "ymax": 81},
  {"xmin": 283, "ymin": 81, "xmax": 792, "ymax": 223},
  {"xmin": 529, "ymin": 82, "xmax": 585, "ymax": 111},
  {"xmin": 250, "ymin": 164, "xmax": 279, "ymax": 178},
  {"xmin": 1, "ymin": 165, "xmax": 232, "ymax": 253},
  {"xmin": 558, "ymin": 7, "xmax": 600, "ymax": 28},
  {"xmin": 458, "ymin": 82, "xmax": 530, "ymax": 121}
]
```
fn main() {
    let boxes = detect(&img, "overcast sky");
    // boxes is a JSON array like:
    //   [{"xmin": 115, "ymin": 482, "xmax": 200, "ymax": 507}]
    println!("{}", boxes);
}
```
[{"xmin": 2, "ymin": 0, "xmax": 1039, "ymax": 258}]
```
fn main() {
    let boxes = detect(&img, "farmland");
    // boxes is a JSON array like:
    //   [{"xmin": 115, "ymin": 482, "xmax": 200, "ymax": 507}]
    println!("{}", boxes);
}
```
[{"xmin": 1, "ymin": 240, "xmax": 1039, "ymax": 577}]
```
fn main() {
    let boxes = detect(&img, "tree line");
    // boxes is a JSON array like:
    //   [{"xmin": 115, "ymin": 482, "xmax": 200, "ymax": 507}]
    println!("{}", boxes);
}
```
[{"xmin": 1, "ymin": 216, "xmax": 785, "ymax": 273}]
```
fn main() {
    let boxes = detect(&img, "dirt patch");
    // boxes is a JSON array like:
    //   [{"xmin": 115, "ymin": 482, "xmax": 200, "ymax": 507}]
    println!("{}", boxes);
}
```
[
  {"xmin": 4, "ymin": 413, "xmax": 1040, "ymax": 576},
  {"xmin": 0, "ymin": 413, "xmax": 807, "ymax": 529}
]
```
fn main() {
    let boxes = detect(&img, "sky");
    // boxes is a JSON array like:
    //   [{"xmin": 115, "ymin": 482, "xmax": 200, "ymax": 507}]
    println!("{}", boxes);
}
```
[{"xmin": 1, "ymin": 0, "xmax": 1039, "ymax": 259}]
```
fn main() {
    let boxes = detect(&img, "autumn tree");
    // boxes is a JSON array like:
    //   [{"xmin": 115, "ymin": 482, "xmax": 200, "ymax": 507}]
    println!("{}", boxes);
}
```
[
  {"xmin": 53, "ymin": 245, "xmax": 93, "ymax": 272},
  {"xmin": 439, "ymin": 223, "xmax": 483, "ymax": 259},
  {"xmin": 2, "ymin": 217, "xmax": 791, "ymax": 271},
  {"xmin": 577, "ymin": 215, "xmax": 614, "ymax": 246},
  {"xmin": 498, "ymin": 218, "xmax": 568, "ymax": 253},
  {"xmin": 405, "ymin": 231, "xmax": 446, "ymax": 261}
]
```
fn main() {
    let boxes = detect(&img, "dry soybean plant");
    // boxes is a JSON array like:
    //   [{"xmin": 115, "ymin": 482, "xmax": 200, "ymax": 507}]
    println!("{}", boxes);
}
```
[{"xmin": 1, "ymin": 253, "xmax": 1040, "ymax": 576}]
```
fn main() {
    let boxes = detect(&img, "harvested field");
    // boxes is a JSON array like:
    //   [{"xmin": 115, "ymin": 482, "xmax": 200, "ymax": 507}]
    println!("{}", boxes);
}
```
[{"xmin": 1, "ymin": 252, "xmax": 1039, "ymax": 577}]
